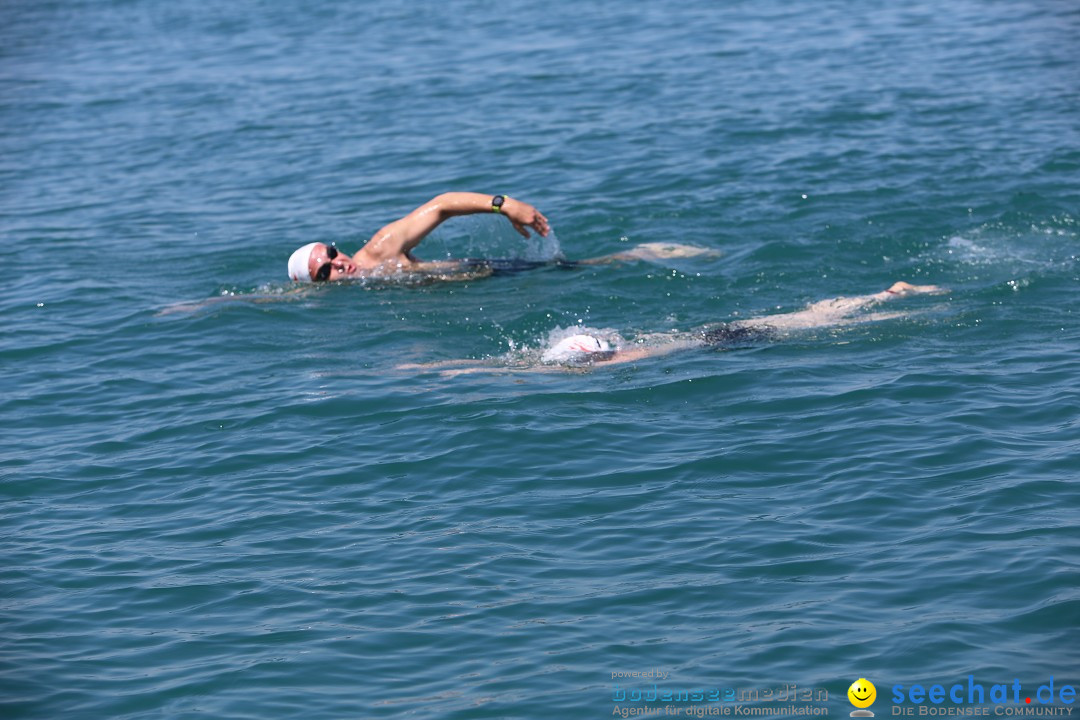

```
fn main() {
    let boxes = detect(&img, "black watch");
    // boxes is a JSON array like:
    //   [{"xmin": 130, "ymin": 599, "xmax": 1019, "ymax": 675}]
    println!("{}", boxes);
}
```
[{"xmin": 491, "ymin": 195, "xmax": 506, "ymax": 213}]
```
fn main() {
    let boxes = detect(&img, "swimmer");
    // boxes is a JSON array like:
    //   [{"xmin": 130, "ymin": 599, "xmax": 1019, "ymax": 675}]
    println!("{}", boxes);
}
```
[
  {"xmin": 286, "ymin": 192, "xmax": 719, "ymax": 282},
  {"xmin": 157, "ymin": 195, "xmax": 719, "ymax": 315},
  {"xmin": 288, "ymin": 193, "xmax": 549, "ymax": 282},
  {"xmin": 399, "ymin": 282, "xmax": 944, "ymax": 375}
]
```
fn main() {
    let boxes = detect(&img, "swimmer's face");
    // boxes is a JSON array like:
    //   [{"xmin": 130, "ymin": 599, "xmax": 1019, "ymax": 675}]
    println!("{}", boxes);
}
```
[{"xmin": 309, "ymin": 243, "xmax": 357, "ymax": 282}]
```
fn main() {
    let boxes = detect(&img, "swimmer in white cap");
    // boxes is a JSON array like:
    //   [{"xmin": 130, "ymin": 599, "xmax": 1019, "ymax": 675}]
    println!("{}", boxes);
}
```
[
  {"xmin": 288, "ymin": 192, "xmax": 551, "ymax": 282},
  {"xmin": 399, "ymin": 282, "xmax": 944, "ymax": 375},
  {"xmin": 158, "ymin": 196, "xmax": 719, "ymax": 314},
  {"xmin": 287, "ymin": 191, "xmax": 722, "ymax": 283}
]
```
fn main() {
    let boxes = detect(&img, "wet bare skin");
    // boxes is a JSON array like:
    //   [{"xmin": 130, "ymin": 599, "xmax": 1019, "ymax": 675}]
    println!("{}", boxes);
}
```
[{"xmin": 305, "ymin": 193, "xmax": 552, "ymax": 282}]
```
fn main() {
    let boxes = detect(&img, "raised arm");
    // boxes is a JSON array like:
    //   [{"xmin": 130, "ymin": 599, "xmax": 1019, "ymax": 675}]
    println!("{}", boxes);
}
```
[{"xmin": 357, "ymin": 192, "xmax": 550, "ymax": 265}]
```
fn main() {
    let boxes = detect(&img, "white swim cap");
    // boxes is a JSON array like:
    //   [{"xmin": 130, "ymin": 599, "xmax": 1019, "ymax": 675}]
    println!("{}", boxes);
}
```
[
  {"xmin": 541, "ymin": 334, "xmax": 614, "ymax": 364},
  {"xmin": 287, "ymin": 242, "xmax": 319, "ymax": 282}
]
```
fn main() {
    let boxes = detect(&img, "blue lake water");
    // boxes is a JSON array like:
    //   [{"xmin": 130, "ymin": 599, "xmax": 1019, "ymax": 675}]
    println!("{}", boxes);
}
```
[{"xmin": 2, "ymin": 1, "xmax": 1078, "ymax": 718}]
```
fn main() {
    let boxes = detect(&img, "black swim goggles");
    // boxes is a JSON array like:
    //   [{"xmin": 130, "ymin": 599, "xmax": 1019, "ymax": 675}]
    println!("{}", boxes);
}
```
[{"xmin": 313, "ymin": 245, "xmax": 339, "ymax": 282}]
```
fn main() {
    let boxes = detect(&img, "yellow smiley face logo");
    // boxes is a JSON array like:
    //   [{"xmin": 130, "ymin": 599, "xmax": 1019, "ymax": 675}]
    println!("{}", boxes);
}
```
[{"xmin": 848, "ymin": 678, "xmax": 876, "ymax": 708}]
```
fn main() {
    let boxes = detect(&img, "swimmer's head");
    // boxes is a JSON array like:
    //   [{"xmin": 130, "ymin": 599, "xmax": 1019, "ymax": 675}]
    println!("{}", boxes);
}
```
[
  {"xmin": 287, "ymin": 242, "xmax": 357, "ymax": 282},
  {"xmin": 541, "ymin": 334, "xmax": 616, "ymax": 365}
]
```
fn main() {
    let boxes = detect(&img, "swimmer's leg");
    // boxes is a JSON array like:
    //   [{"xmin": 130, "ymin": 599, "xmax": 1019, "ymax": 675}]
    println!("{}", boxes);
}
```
[
  {"xmin": 580, "ymin": 242, "xmax": 722, "ymax": 265},
  {"xmin": 886, "ymin": 281, "xmax": 942, "ymax": 295},
  {"xmin": 806, "ymin": 280, "xmax": 944, "ymax": 310},
  {"xmin": 736, "ymin": 281, "xmax": 946, "ymax": 331}
]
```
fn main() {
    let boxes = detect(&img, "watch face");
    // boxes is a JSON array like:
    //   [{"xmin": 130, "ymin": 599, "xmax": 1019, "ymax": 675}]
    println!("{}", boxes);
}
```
[{"xmin": 492, "ymin": 195, "xmax": 505, "ymax": 209}]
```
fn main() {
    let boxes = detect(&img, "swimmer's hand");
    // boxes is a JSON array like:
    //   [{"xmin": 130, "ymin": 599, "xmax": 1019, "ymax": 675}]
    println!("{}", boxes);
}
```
[{"xmin": 502, "ymin": 198, "xmax": 550, "ymax": 238}]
